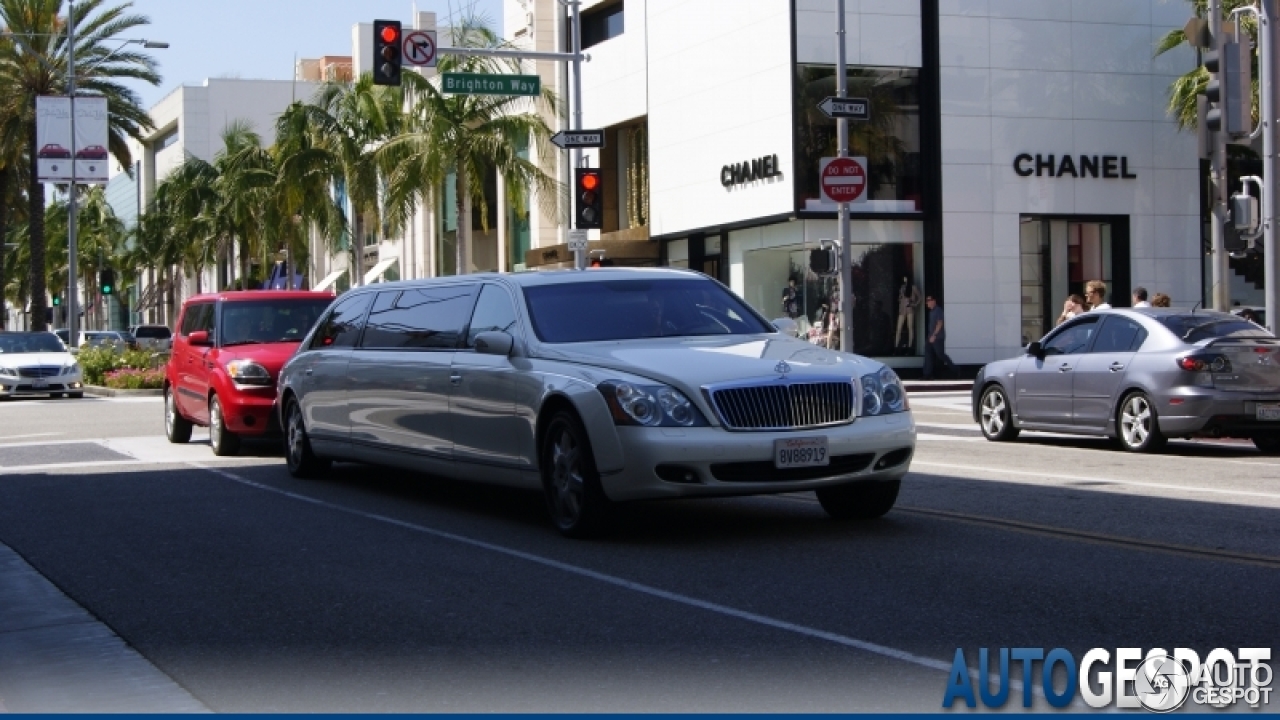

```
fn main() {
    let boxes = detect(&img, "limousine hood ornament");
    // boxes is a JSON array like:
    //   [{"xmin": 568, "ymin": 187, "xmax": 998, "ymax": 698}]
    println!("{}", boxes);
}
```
[{"xmin": 774, "ymin": 360, "xmax": 792, "ymax": 376}]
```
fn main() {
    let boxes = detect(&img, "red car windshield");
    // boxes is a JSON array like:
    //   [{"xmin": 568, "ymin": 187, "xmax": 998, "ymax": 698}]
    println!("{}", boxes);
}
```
[{"xmin": 219, "ymin": 299, "xmax": 333, "ymax": 346}]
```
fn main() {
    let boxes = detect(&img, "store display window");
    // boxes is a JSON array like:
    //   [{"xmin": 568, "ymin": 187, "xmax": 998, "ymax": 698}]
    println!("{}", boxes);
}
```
[{"xmin": 743, "ymin": 240, "xmax": 924, "ymax": 358}]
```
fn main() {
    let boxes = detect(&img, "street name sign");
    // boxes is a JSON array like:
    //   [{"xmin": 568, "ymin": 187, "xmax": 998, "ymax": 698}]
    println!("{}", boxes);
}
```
[
  {"xmin": 442, "ymin": 73, "xmax": 541, "ymax": 96},
  {"xmin": 819, "ymin": 156, "xmax": 868, "ymax": 204},
  {"xmin": 818, "ymin": 96, "xmax": 870, "ymax": 121},
  {"xmin": 402, "ymin": 30, "xmax": 437, "ymax": 67},
  {"xmin": 551, "ymin": 130, "xmax": 605, "ymax": 149},
  {"xmin": 567, "ymin": 229, "xmax": 589, "ymax": 251}
]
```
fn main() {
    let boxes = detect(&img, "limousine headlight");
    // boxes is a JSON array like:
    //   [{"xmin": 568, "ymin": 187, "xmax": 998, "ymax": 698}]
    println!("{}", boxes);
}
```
[
  {"xmin": 599, "ymin": 381, "xmax": 708, "ymax": 427},
  {"xmin": 860, "ymin": 367, "xmax": 907, "ymax": 416},
  {"xmin": 225, "ymin": 359, "xmax": 272, "ymax": 387}
]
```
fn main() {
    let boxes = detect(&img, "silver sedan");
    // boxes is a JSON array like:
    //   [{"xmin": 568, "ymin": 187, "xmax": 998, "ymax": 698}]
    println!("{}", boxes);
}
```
[
  {"xmin": 277, "ymin": 268, "xmax": 916, "ymax": 537},
  {"xmin": 972, "ymin": 308, "xmax": 1280, "ymax": 453}
]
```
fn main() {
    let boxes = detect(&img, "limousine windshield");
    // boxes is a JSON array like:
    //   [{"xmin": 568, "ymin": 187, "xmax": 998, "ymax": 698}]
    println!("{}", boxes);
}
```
[{"xmin": 523, "ymin": 278, "xmax": 772, "ymax": 343}]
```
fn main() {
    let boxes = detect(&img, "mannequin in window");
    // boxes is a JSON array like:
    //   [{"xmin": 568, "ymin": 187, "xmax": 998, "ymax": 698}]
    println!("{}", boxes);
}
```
[
  {"xmin": 895, "ymin": 276, "xmax": 921, "ymax": 352},
  {"xmin": 782, "ymin": 278, "xmax": 802, "ymax": 319}
]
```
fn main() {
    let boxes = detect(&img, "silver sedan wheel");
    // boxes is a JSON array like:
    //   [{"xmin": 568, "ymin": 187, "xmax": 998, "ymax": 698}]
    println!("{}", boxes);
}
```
[
  {"xmin": 1118, "ymin": 392, "xmax": 1164, "ymax": 452},
  {"xmin": 978, "ymin": 386, "xmax": 1019, "ymax": 441}
]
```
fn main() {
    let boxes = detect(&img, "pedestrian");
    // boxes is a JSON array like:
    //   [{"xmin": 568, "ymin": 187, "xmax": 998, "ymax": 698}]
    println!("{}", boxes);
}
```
[
  {"xmin": 1085, "ymin": 280, "xmax": 1111, "ymax": 311},
  {"xmin": 1151, "ymin": 292, "xmax": 1171, "ymax": 308},
  {"xmin": 922, "ymin": 295, "xmax": 953, "ymax": 380},
  {"xmin": 1132, "ymin": 286, "xmax": 1150, "ymax": 308},
  {"xmin": 1240, "ymin": 308, "xmax": 1261, "ymax": 325},
  {"xmin": 1056, "ymin": 293, "xmax": 1087, "ymax": 326},
  {"xmin": 781, "ymin": 278, "xmax": 802, "ymax": 319}
]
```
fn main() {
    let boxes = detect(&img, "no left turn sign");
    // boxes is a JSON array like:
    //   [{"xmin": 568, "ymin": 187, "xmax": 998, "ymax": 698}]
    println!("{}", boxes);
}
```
[
  {"xmin": 403, "ymin": 30, "xmax": 437, "ymax": 67},
  {"xmin": 819, "ymin": 156, "xmax": 868, "ymax": 204}
]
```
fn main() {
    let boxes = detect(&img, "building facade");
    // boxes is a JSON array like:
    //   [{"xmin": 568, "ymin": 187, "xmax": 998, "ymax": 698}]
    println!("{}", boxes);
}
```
[{"xmin": 512, "ymin": 0, "xmax": 1204, "ymax": 368}]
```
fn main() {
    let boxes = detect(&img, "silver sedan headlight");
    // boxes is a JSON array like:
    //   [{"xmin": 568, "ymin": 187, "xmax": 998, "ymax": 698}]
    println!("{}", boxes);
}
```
[
  {"xmin": 0, "ymin": 366, "xmax": 16, "ymax": 378},
  {"xmin": 860, "ymin": 367, "xmax": 907, "ymax": 416},
  {"xmin": 598, "ymin": 381, "xmax": 708, "ymax": 427}
]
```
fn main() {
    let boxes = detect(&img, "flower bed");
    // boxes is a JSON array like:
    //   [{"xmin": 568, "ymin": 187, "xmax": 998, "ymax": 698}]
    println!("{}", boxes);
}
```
[
  {"xmin": 102, "ymin": 367, "xmax": 166, "ymax": 390},
  {"xmin": 79, "ymin": 344, "xmax": 167, "ymax": 385}
]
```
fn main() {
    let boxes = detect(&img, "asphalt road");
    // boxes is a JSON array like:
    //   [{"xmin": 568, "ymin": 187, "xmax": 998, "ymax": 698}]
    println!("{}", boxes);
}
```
[{"xmin": 0, "ymin": 393, "xmax": 1277, "ymax": 712}]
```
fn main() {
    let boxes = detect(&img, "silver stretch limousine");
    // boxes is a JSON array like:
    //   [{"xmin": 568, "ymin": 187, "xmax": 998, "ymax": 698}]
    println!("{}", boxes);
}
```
[{"xmin": 277, "ymin": 268, "xmax": 916, "ymax": 537}]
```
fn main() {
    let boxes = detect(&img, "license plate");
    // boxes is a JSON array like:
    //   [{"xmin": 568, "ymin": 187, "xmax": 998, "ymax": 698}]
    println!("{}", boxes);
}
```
[
  {"xmin": 31, "ymin": 378, "xmax": 48, "ymax": 389},
  {"xmin": 1258, "ymin": 403, "xmax": 1280, "ymax": 421},
  {"xmin": 774, "ymin": 437, "xmax": 829, "ymax": 469}
]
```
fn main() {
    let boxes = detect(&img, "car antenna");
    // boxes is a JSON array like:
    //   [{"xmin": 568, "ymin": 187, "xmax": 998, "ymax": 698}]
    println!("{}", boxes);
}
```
[{"xmin": 1191, "ymin": 299, "xmax": 1202, "ymax": 314}]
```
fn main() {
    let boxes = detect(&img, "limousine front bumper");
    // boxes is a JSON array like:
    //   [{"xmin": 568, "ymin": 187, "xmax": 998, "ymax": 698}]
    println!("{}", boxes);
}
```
[{"xmin": 600, "ymin": 412, "xmax": 916, "ymax": 501}]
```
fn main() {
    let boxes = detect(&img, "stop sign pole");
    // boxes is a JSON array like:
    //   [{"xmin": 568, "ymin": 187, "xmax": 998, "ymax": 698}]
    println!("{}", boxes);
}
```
[{"xmin": 835, "ymin": 0, "xmax": 853, "ymax": 354}]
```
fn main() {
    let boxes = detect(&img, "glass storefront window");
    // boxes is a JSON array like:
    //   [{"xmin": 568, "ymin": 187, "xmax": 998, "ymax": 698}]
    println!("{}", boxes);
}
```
[
  {"xmin": 1020, "ymin": 216, "xmax": 1127, "ymax": 346},
  {"xmin": 743, "ymin": 237, "xmax": 924, "ymax": 358},
  {"xmin": 794, "ymin": 65, "xmax": 922, "ymax": 214}
]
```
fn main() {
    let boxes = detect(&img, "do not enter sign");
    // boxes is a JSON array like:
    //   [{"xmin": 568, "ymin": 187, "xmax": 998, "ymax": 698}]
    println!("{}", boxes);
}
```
[{"xmin": 819, "ymin": 156, "xmax": 868, "ymax": 204}]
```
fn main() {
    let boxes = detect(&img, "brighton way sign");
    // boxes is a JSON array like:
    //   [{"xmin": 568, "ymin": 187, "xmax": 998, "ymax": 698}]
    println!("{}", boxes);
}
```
[{"xmin": 442, "ymin": 73, "xmax": 541, "ymax": 97}]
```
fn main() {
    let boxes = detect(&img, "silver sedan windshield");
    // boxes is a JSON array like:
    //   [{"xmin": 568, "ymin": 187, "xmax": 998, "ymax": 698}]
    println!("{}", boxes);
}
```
[{"xmin": 523, "ymin": 278, "xmax": 773, "ymax": 342}]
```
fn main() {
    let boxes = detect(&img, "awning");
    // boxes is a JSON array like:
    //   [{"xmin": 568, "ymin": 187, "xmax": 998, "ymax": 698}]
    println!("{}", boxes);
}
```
[
  {"xmin": 313, "ymin": 268, "xmax": 348, "ymax": 292},
  {"xmin": 363, "ymin": 257, "xmax": 399, "ymax": 285}
]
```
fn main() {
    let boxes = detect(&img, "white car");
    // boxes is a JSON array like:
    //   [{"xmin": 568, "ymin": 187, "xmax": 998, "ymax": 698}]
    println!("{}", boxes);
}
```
[
  {"xmin": 277, "ymin": 268, "xmax": 917, "ymax": 537},
  {"xmin": 0, "ymin": 332, "xmax": 84, "ymax": 398},
  {"xmin": 129, "ymin": 324, "xmax": 173, "ymax": 351}
]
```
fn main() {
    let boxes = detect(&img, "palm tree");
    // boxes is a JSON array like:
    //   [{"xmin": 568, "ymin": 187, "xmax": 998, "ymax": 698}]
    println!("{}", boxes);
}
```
[
  {"xmin": 283, "ymin": 75, "xmax": 404, "ymax": 288},
  {"xmin": 270, "ymin": 103, "xmax": 345, "ymax": 289},
  {"xmin": 0, "ymin": 0, "xmax": 160, "ymax": 331},
  {"xmin": 381, "ymin": 16, "xmax": 560, "ymax": 276},
  {"xmin": 1156, "ymin": 0, "xmax": 1258, "ymax": 130},
  {"xmin": 210, "ymin": 121, "xmax": 275, "ymax": 288},
  {"xmin": 150, "ymin": 155, "xmax": 219, "ymax": 294}
]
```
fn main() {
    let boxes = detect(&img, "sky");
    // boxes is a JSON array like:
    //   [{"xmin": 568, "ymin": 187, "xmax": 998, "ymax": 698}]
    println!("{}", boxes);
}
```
[{"xmin": 113, "ymin": 0, "xmax": 504, "ymax": 109}]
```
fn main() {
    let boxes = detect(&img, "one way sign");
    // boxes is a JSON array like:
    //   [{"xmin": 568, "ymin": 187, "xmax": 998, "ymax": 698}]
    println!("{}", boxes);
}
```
[
  {"xmin": 818, "ymin": 96, "xmax": 870, "ymax": 121},
  {"xmin": 551, "ymin": 130, "xmax": 605, "ymax": 149}
]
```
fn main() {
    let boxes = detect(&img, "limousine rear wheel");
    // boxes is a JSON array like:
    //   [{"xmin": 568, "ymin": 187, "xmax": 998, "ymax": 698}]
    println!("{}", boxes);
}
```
[
  {"xmin": 816, "ymin": 479, "xmax": 901, "ymax": 520},
  {"xmin": 541, "ymin": 410, "xmax": 611, "ymax": 538},
  {"xmin": 285, "ymin": 399, "xmax": 330, "ymax": 479}
]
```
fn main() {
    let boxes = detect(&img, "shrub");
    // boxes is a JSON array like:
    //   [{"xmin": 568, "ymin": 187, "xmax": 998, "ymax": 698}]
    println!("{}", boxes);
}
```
[
  {"xmin": 78, "ymin": 343, "xmax": 167, "ymax": 385},
  {"xmin": 103, "ymin": 367, "xmax": 166, "ymax": 390}
]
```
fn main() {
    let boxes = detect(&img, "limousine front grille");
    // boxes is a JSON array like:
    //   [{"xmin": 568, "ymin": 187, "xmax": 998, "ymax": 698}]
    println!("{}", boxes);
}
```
[
  {"xmin": 17, "ymin": 366, "xmax": 61, "ymax": 378},
  {"xmin": 707, "ymin": 380, "xmax": 856, "ymax": 431}
]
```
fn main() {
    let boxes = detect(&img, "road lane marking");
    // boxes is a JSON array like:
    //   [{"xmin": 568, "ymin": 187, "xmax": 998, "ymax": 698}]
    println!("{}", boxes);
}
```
[
  {"xmin": 190, "ymin": 463, "xmax": 965, "ymax": 676},
  {"xmin": 911, "ymin": 460, "xmax": 1280, "ymax": 501},
  {"xmin": 0, "ymin": 432, "xmax": 63, "ymax": 441}
]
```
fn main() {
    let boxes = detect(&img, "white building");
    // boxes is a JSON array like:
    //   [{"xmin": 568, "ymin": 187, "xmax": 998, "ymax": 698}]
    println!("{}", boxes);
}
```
[{"xmin": 507, "ymin": 0, "xmax": 1208, "ymax": 369}]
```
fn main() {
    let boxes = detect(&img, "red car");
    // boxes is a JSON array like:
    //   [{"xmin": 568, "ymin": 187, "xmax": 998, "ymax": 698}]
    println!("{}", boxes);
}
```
[
  {"xmin": 164, "ymin": 290, "xmax": 335, "ymax": 456},
  {"xmin": 38, "ymin": 143, "xmax": 71, "ymax": 158},
  {"xmin": 75, "ymin": 145, "xmax": 108, "ymax": 160}
]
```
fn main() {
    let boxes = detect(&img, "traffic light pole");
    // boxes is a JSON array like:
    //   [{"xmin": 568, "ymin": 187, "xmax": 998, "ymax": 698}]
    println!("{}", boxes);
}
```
[
  {"xmin": 835, "ymin": 0, "xmax": 853, "ymax": 353},
  {"xmin": 1261, "ymin": 0, "xmax": 1278, "ymax": 333},
  {"xmin": 1209, "ymin": 0, "xmax": 1230, "ymax": 312},
  {"xmin": 67, "ymin": 0, "xmax": 80, "ymax": 342}
]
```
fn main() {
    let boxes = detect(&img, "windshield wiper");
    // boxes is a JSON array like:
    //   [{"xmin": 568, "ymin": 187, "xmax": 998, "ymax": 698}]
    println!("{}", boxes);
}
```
[{"xmin": 220, "ymin": 340, "xmax": 263, "ymax": 347}]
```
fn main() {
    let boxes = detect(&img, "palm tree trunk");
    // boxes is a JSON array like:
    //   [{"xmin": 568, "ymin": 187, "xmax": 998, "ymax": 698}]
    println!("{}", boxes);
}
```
[
  {"xmin": 26, "ymin": 119, "xmax": 48, "ymax": 331},
  {"xmin": 0, "ymin": 166, "xmax": 9, "ymax": 330},
  {"xmin": 353, "ymin": 213, "xmax": 364, "ymax": 288},
  {"xmin": 455, "ymin": 168, "xmax": 468, "ymax": 276}
]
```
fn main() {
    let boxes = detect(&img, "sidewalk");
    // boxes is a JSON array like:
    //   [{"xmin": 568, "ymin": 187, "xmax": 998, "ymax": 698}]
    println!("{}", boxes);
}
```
[
  {"xmin": 0, "ymin": 543, "xmax": 207, "ymax": 713},
  {"xmin": 903, "ymin": 379, "xmax": 972, "ymax": 393}
]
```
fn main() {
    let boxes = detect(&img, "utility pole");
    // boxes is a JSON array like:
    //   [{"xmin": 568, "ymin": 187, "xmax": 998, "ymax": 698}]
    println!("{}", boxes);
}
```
[
  {"xmin": 67, "ymin": 0, "xmax": 80, "ymax": 343},
  {"xmin": 835, "ymin": 0, "xmax": 853, "ymax": 353},
  {"xmin": 1262, "ymin": 0, "xmax": 1278, "ymax": 333},
  {"xmin": 1209, "ymin": 0, "xmax": 1230, "ymax": 312}
]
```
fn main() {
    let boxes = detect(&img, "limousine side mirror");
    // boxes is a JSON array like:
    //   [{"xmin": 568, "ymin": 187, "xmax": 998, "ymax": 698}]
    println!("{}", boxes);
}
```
[
  {"xmin": 188, "ymin": 330, "xmax": 211, "ymax": 347},
  {"xmin": 1026, "ymin": 340, "xmax": 1044, "ymax": 359},
  {"xmin": 474, "ymin": 331, "xmax": 514, "ymax": 356}
]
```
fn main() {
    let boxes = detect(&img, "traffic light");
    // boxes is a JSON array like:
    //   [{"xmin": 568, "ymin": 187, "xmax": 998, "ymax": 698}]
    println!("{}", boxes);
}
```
[
  {"xmin": 589, "ymin": 257, "xmax": 615, "ymax": 268},
  {"xmin": 99, "ymin": 268, "xmax": 115, "ymax": 295},
  {"xmin": 809, "ymin": 246, "xmax": 838, "ymax": 276},
  {"xmin": 52, "ymin": 294, "xmax": 61, "ymax": 307},
  {"xmin": 575, "ymin": 168, "xmax": 603, "ymax": 230},
  {"xmin": 372, "ymin": 20, "xmax": 402, "ymax": 86},
  {"xmin": 1204, "ymin": 34, "xmax": 1251, "ymax": 137}
]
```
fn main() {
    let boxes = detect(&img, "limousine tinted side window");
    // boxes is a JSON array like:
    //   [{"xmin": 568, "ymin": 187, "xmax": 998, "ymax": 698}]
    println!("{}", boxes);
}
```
[
  {"xmin": 361, "ymin": 285, "xmax": 478, "ymax": 349},
  {"xmin": 311, "ymin": 292, "xmax": 373, "ymax": 349},
  {"xmin": 465, "ymin": 285, "xmax": 518, "ymax": 348}
]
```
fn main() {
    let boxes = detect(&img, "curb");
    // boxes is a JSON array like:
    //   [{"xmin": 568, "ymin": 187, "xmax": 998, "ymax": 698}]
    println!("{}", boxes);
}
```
[
  {"xmin": 903, "ymin": 381, "xmax": 972, "ymax": 394},
  {"xmin": 82, "ymin": 385, "xmax": 163, "ymax": 398}
]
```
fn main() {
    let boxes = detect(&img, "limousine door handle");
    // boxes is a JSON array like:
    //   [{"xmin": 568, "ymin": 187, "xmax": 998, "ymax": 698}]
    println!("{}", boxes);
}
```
[
  {"xmin": 304, "ymin": 368, "xmax": 314, "ymax": 376},
  {"xmin": 450, "ymin": 373, "xmax": 462, "ymax": 386}
]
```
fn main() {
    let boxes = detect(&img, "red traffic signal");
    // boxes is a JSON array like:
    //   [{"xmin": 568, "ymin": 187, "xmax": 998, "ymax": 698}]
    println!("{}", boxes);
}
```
[
  {"xmin": 372, "ymin": 20, "xmax": 402, "ymax": 86},
  {"xmin": 575, "ymin": 168, "xmax": 603, "ymax": 230}
]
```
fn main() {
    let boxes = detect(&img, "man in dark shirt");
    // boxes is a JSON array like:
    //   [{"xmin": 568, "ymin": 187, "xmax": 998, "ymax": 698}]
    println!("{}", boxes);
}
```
[{"xmin": 923, "ymin": 295, "xmax": 951, "ymax": 380}]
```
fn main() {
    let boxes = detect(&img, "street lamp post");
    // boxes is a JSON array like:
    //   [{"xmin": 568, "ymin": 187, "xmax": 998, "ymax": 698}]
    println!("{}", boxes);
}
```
[{"xmin": 64, "ymin": 0, "xmax": 166, "ymax": 342}]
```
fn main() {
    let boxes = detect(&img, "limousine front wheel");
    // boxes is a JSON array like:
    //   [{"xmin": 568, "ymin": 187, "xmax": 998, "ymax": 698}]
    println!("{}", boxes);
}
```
[
  {"xmin": 285, "ymin": 399, "xmax": 330, "ymax": 479},
  {"xmin": 541, "ymin": 410, "xmax": 611, "ymax": 538}
]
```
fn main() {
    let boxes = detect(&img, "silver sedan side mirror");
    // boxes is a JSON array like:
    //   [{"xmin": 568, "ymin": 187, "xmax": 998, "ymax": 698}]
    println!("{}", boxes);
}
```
[{"xmin": 473, "ymin": 330, "xmax": 514, "ymax": 356}]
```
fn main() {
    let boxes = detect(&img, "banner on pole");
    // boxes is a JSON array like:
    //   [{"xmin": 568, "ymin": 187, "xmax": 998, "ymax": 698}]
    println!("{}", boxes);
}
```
[{"xmin": 36, "ymin": 96, "xmax": 110, "ymax": 183}]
